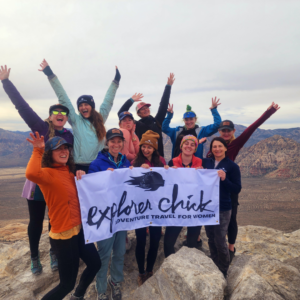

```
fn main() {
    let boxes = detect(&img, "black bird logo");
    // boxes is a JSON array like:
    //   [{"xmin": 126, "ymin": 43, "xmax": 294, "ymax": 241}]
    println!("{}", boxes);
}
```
[{"xmin": 125, "ymin": 171, "xmax": 165, "ymax": 191}]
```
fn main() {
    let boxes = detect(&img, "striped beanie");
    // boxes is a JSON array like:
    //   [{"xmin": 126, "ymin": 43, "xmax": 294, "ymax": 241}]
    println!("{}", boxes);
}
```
[{"xmin": 180, "ymin": 135, "xmax": 198, "ymax": 152}]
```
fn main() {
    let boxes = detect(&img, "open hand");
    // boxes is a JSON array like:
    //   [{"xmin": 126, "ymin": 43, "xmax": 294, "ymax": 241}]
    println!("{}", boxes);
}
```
[
  {"xmin": 267, "ymin": 102, "xmax": 280, "ymax": 111},
  {"xmin": 167, "ymin": 103, "xmax": 174, "ymax": 114},
  {"xmin": 167, "ymin": 73, "xmax": 175, "ymax": 86},
  {"xmin": 131, "ymin": 93, "xmax": 144, "ymax": 102},
  {"xmin": 38, "ymin": 59, "xmax": 49, "ymax": 72},
  {"xmin": 210, "ymin": 97, "xmax": 221, "ymax": 109},
  {"xmin": 217, "ymin": 170, "xmax": 226, "ymax": 181},
  {"xmin": 0, "ymin": 65, "xmax": 11, "ymax": 81},
  {"xmin": 198, "ymin": 137, "xmax": 207, "ymax": 144},
  {"xmin": 76, "ymin": 170, "xmax": 86, "ymax": 180},
  {"xmin": 26, "ymin": 132, "xmax": 45, "ymax": 149}
]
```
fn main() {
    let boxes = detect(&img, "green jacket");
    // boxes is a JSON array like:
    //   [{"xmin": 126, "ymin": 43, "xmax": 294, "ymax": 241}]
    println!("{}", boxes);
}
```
[{"xmin": 48, "ymin": 75, "xmax": 119, "ymax": 164}]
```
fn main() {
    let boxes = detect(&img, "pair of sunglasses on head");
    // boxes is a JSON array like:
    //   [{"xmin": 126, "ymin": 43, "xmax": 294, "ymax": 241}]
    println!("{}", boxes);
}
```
[{"xmin": 52, "ymin": 110, "xmax": 68, "ymax": 116}]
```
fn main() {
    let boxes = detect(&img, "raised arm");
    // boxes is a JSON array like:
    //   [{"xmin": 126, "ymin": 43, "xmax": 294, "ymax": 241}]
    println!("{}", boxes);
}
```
[
  {"xmin": 155, "ymin": 73, "xmax": 175, "ymax": 124},
  {"xmin": 0, "ymin": 65, "xmax": 48, "ymax": 134},
  {"xmin": 25, "ymin": 132, "xmax": 50, "ymax": 185},
  {"xmin": 117, "ymin": 93, "xmax": 143, "ymax": 116},
  {"xmin": 198, "ymin": 97, "xmax": 222, "ymax": 138},
  {"xmin": 39, "ymin": 59, "xmax": 78, "ymax": 126},
  {"xmin": 234, "ymin": 102, "xmax": 280, "ymax": 149},
  {"xmin": 162, "ymin": 104, "xmax": 177, "ymax": 138},
  {"xmin": 99, "ymin": 67, "xmax": 121, "ymax": 123}
]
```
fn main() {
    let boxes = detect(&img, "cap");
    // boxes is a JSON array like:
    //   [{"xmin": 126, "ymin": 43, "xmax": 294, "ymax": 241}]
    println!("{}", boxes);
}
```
[
  {"xmin": 45, "ymin": 136, "xmax": 72, "ymax": 152},
  {"xmin": 49, "ymin": 104, "xmax": 70, "ymax": 116},
  {"xmin": 218, "ymin": 120, "xmax": 234, "ymax": 131},
  {"xmin": 77, "ymin": 95, "xmax": 95, "ymax": 110},
  {"xmin": 183, "ymin": 105, "xmax": 196, "ymax": 119},
  {"xmin": 136, "ymin": 102, "xmax": 151, "ymax": 113},
  {"xmin": 106, "ymin": 128, "xmax": 125, "ymax": 141},
  {"xmin": 118, "ymin": 111, "xmax": 134, "ymax": 121}
]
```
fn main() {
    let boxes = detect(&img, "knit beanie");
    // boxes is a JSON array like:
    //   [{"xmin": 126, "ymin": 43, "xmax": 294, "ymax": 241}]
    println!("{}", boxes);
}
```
[
  {"xmin": 77, "ymin": 95, "xmax": 95, "ymax": 110},
  {"xmin": 139, "ymin": 130, "xmax": 159, "ymax": 150},
  {"xmin": 180, "ymin": 135, "xmax": 198, "ymax": 152},
  {"xmin": 183, "ymin": 105, "xmax": 196, "ymax": 119}
]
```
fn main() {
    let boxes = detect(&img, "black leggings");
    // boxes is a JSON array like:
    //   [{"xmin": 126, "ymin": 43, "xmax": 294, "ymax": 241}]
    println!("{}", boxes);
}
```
[
  {"xmin": 42, "ymin": 229, "xmax": 101, "ymax": 300},
  {"xmin": 164, "ymin": 226, "xmax": 201, "ymax": 258},
  {"xmin": 228, "ymin": 193, "xmax": 239, "ymax": 245},
  {"xmin": 135, "ymin": 226, "xmax": 161, "ymax": 274},
  {"xmin": 27, "ymin": 199, "xmax": 51, "ymax": 258}
]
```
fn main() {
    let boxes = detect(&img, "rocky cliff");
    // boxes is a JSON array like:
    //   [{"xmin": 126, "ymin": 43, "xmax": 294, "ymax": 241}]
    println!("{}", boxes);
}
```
[
  {"xmin": 235, "ymin": 135, "xmax": 300, "ymax": 178},
  {"xmin": 1, "ymin": 224, "xmax": 300, "ymax": 299}
]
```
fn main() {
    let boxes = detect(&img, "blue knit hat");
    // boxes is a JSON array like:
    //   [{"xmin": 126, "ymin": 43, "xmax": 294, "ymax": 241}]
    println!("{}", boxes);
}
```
[{"xmin": 77, "ymin": 95, "xmax": 95, "ymax": 110}]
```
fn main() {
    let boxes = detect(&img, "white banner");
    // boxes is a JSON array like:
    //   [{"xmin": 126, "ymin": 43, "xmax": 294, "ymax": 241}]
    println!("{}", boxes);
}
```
[{"xmin": 76, "ymin": 168, "xmax": 220, "ymax": 244}]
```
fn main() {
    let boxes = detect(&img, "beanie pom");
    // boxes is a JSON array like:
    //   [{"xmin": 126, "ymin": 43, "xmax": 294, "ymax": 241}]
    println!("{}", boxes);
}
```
[{"xmin": 186, "ymin": 105, "xmax": 192, "ymax": 112}]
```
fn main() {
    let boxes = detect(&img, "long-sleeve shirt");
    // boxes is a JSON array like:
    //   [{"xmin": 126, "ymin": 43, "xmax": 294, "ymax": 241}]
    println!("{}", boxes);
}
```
[
  {"xmin": 26, "ymin": 148, "xmax": 81, "ymax": 233},
  {"xmin": 47, "ymin": 74, "xmax": 119, "ymax": 164},
  {"xmin": 1, "ymin": 78, "xmax": 74, "ymax": 200},
  {"xmin": 162, "ymin": 107, "xmax": 221, "ymax": 159},
  {"xmin": 119, "ymin": 128, "xmax": 139, "ymax": 162},
  {"xmin": 118, "ymin": 85, "xmax": 172, "ymax": 157}
]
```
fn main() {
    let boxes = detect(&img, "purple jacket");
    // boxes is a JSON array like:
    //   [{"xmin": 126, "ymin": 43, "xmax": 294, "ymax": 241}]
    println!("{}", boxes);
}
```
[{"xmin": 2, "ymin": 79, "xmax": 74, "ymax": 199}]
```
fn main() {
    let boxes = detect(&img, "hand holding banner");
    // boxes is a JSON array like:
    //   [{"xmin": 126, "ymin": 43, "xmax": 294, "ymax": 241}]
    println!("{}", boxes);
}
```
[{"xmin": 76, "ymin": 167, "xmax": 220, "ymax": 243}]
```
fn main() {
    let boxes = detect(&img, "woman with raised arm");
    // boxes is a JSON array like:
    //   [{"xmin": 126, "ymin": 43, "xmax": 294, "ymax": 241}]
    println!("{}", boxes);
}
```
[
  {"xmin": 162, "ymin": 97, "xmax": 222, "ymax": 159},
  {"xmin": 131, "ymin": 130, "xmax": 168, "ymax": 286},
  {"xmin": 39, "ymin": 59, "xmax": 121, "ymax": 173},
  {"xmin": 88, "ymin": 128, "xmax": 131, "ymax": 300},
  {"xmin": 118, "ymin": 111, "xmax": 139, "ymax": 162},
  {"xmin": 210, "ymin": 102, "xmax": 280, "ymax": 261},
  {"xmin": 117, "ymin": 73, "xmax": 175, "ymax": 157},
  {"xmin": 164, "ymin": 135, "xmax": 204, "ymax": 258},
  {"xmin": 26, "ymin": 133, "xmax": 101, "ymax": 300},
  {"xmin": 202, "ymin": 137, "xmax": 241, "ymax": 278},
  {"xmin": 0, "ymin": 65, "xmax": 73, "ymax": 275}
]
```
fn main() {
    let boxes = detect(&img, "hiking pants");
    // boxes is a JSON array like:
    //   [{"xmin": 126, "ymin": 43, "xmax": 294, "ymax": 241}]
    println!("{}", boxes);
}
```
[{"xmin": 228, "ymin": 193, "xmax": 239, "ymax": 244}]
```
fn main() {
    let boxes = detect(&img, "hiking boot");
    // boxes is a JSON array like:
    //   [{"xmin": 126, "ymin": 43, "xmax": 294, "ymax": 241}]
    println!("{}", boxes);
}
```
[
  {"xmin": 97, "ymin": 293, "xmax": 109, "ymax": 300},
  {"xmin": 50, "ymin": 250, "xmax": 58, "ymax": 271},
  {"xmin": 30, "ymin": 253, "xmax": 42, "ymax": 276},
  {"xmin": 107, "ymin": 275, "xmax": 122, "ymax": 300},
  {"xmin": 146, "ymin": 271, "xmax": 153, "ymax": 280},
  {"xmin": 137, "ymin": 273, "xmax": 147, "ymax": 287},
  {"xmin": 70, "ymin": 294, "xmax": 84, "ymax": 300},
  {"xmin": 197, "ymin": 239, "xmax": 203, "ymax": 249},
  {"xmin": 221, "ymin": 270, "xmax": 227, "ymax": 279},
  {"xmin": 229, "ymin": 247, "xmax": 236, "ymax": 263}
]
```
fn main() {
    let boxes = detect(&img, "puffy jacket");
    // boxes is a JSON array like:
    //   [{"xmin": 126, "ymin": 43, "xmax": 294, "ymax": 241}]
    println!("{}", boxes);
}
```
[
  {"xmin": 162, "ymin": 108, "xmax": 221, "ymax": 159},
  {"xmin": 170, "ymin": 153, "xmax": 202, "ymax": 168},
  {"xmin": 88, "ymin": 149, "xmax": 131, "ymax": 173}
]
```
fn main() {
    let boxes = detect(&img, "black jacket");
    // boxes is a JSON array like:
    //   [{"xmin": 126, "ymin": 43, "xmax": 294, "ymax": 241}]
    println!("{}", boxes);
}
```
[{"xmin": 118, "ymin": 85, "xmax": 171, "ymax": 157}]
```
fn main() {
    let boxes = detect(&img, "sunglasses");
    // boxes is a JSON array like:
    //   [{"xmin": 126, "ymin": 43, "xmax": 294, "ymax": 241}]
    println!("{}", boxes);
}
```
[{"xmin": 52, "ymin": 110, "xmax": 67, "ymax": 116}]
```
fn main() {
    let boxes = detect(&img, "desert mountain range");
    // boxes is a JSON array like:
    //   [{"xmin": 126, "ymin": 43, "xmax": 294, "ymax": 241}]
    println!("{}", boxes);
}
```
[{"xmin": 1, "ymin": 126, "xmax": 300, "ymax": 178}]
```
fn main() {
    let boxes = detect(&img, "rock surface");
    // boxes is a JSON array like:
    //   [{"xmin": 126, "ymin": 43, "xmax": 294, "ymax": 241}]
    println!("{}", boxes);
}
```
[{"xmin": 1, "ymin": 223, "xmax": 300, "ymax": 299}]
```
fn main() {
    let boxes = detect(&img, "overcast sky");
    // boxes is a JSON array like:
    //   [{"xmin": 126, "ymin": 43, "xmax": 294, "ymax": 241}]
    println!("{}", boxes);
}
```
[{"xmin": 1, "ymin": 0, "xmax": 299, "ymax": 132}]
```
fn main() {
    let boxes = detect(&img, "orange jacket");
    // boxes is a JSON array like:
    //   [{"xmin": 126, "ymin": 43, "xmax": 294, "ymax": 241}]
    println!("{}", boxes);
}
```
[
  {"xmin": 26, "ymin": 148, "xmax": 81, "ymax": 233},
  {"xmin": 172, "ymin": 153, "xmax": 202, "ymax": 168}
]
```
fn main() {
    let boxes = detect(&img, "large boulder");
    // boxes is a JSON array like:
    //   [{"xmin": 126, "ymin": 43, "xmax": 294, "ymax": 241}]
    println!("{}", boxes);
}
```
[
  {"xmin": 132, "ymin": 247, "xmax": 226, "ymax": 300},
  {"xmin": 227, "ymin": 254, "xmax": 300, "ymax": 300}
]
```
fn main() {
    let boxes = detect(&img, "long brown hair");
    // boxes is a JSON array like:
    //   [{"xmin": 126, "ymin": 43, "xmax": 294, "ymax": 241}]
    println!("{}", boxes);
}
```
[
  {"xmin": 42, "ymin": 149, "xmax": 76, "ymax": 174},
  {"xmin": 44, "ymin": 118, "xmax": 56, "ymax": 138},
  {"xmin": 88, "ymin": 108, "xmax": 106, "ymax": 142},
  {"xmin": 132, "ymin": 146, "xmax": 164, "ymax": 167}
]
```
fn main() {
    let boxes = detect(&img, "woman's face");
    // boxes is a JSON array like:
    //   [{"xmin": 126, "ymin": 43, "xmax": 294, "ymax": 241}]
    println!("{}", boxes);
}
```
[
  {"xmin": 138, "ymin": 106, "xmax": 150, "ymax": 118},
  {"xmin": 49, "ymin": 108, "xmax": 68, "ymax": 130},
  {"xmin": 120, "ymin": 117, "xmax": 134, "ymax": 131},
  {"xmin": 211, "ymin": 140, "xmax": 227, "ymax": 159},
  {"xmin": 218, "ymin": 128, "xmax": 236, "ymax": 141},
  {"xmin": 181, "ymin": 140, "xmax": 196, "ymax": 156},
  {"xmin": 79, "ymin": 103, "xmax": 92, "ymax": 118},
  {"xmin": 51, "ymin": 144, "xmax": 69, "ymax": 165},
  {"xmin": 141, "ymin": 144, "xmax": 155, "ymax": 160},
  {"xmin": 107, "ymin": 137, "xmax": 124, "ymax": 156},
  {"xmin": 184, "ymin": 117, "xmax": 197, "ymax": 130}
]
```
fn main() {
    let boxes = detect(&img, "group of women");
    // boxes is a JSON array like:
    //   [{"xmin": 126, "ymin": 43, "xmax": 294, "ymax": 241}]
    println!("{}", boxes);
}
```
[{"xmin": 0, "ymin": 61, "xmax": 280, "ymax": 300}]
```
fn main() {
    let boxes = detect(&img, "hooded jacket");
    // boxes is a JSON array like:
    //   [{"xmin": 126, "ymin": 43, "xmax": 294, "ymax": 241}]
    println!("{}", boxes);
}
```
[
  {"xmin": 202, "ymin": 156, "xmax": 241, "ymax": 211},
  {"xmin": 169, "ymin": 153, "xmax": 202, "ymax": 168},
  {"xmin": 162, "ymin": 108, "xmax": 221, "ymax": 159},
  {"xmin": 88, "ymin": 149, "xmax": 131, "ymax": 173}
]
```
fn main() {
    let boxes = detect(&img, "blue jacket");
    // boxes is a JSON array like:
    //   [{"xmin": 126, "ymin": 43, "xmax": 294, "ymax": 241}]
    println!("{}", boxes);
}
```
[
  {"xmin": 162, "ymin": 108, "xmax": 221, "ymax": 159},
  {"xmin": 88, "ymin": 149, "xmax": 131, "ymax": 173},
  {"xmin": 202, "ymin": 157, "xmax": 241, "ymax": 211}
]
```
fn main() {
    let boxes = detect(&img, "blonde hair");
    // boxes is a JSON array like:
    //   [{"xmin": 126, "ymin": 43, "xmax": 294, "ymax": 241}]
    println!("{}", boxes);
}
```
[{"xmin": 45, "ymin": 118, "xmax": 56, "ymax": 138}]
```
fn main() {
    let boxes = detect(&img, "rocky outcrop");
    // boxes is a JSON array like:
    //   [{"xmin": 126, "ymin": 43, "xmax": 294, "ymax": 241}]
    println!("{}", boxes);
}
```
[
  {"xmin": 235, "ymin": 135, "xmax": 300, "ymax": 178},
  {"xmin": 1, "ymin": 223, "xmax": 300, "ymax": 299}
]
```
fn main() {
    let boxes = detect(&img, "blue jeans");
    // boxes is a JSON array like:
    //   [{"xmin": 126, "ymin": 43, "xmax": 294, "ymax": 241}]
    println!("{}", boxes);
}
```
[{"xmin": 96, "ymin": 231, "xmax": 127, "ymax": 294}]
